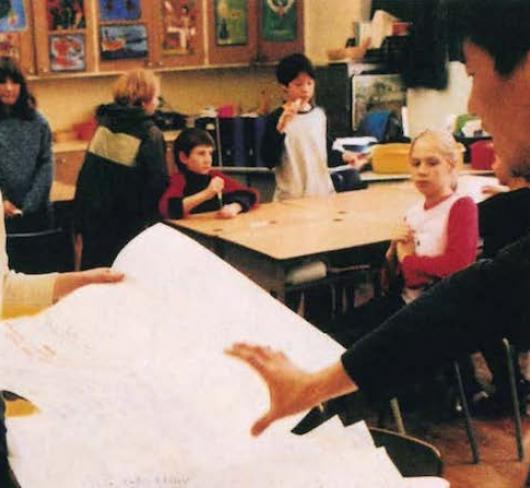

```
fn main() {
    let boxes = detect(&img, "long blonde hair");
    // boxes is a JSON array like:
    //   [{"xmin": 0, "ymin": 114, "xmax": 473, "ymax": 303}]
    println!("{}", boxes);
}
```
[{"xmin": 112, "ymin": 69, "xmax": 159, "ymax": 107}]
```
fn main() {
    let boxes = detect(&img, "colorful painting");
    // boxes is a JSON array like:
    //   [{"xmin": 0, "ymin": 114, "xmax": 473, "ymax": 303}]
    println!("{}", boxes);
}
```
[
  {"xmin": 351, "ymin": 73, "xmax": 406, "ymax": 129},
  {"xmin": 261, "ymin": 0, "xmax": 296, "ymax": 42},
  {"xmin": 50, "ymin": 34, "xmax": 85, "ymax": 72},
  {"xmin": 215, "ymin": 0, "xmax": 247, "ymax": 47},
  {"xmin": 0, "ymin": 33, "xmax": 19, "ymax": 58},
  {"xmin": 162, "ymin": 0, "xmax": 197, "ymax": 54},
  {"xmin": 98, "ymin": 0, "xmax": 141, "ymax": 22},
  {"xmin": 0, "ymin": 0, "xmax": 26, "ymax": 32},
  {"xmin": 100, "ymin": 24, "xmax": 147, "ymax": 60},
  {"xmin": 47, "ymin": 0, "xmax": 85, "ymax": 31}
]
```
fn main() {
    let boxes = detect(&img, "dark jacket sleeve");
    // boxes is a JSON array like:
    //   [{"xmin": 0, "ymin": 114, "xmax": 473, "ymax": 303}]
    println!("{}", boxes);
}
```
[
  {"xmin": 340, "ymin": 231, "xmax": 530, "ymax": 405},
  {"xmin": 215, "ymin": 171, "xmax": 260, "ymax": 212},
  {"xmin": 22, "ymin": 114, "xmax": 53, "ymax": 213},
  {"xmin": 260, "ymin": 107, "xmax": 286, "ymax": 169},
  {"xmin": 137, "ymin": 125, "xmax": 169, "ymax": 222},
  {"xmin": 158, "ymin": 173, "xmax": 186, "ymax": 219}
]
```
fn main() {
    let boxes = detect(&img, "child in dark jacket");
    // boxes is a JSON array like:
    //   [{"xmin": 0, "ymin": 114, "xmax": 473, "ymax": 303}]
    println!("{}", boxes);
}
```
[{"xmin": 159, "ymin": 128, "xmax": 259, "ymax": 219}]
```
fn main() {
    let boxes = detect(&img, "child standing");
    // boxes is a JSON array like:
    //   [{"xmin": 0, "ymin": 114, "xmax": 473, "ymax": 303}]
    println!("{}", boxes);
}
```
[
  {"xmin": 74, "ymin": 69, "xmax": 168, "ymax": 270},
  {"xmin": 317, "ymin": 130, "xmax": 478, "ymax": 347},
  {"xmin": 159, "ymin": 128, "xmax": 259, "ymax": 219},
  {"xmin": 261, "ymin": 53, "xmax": 364, "ymax": 201}
]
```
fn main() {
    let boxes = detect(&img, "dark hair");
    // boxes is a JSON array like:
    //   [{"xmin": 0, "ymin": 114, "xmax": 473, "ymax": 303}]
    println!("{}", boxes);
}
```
[
  {"xmin": 276, "ymin": 53, "xmax": 315, "ymax": 86},
  {"xmin": 0, "ymin": 57, "xmax": 36, "ymax": 120},
  {"xmin": 173, "ymin": 128, "xmax": 215, "ymax": 172},
  {"xmin": 445, "ymin": 0, "xmax": 530, "ymax": 76}
]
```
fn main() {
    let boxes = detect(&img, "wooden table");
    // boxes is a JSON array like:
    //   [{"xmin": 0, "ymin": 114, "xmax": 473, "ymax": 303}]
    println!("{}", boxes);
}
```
[{"xmin": 169, "ymin": 175, "xmax": 497, "ymax": 301}]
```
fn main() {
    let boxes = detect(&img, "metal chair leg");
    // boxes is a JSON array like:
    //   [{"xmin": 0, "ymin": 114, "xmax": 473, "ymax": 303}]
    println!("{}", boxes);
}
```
[
  {"xmin": 502, "ymin": 338, "xmax": 525, "ymax": 461},
  {"xmin": 390, "ymin": 397, "xmax": 406, "ymax": 435},
  {"xmin": 454, "ymin": 361, "xmax": 480, "ymax": 464}
]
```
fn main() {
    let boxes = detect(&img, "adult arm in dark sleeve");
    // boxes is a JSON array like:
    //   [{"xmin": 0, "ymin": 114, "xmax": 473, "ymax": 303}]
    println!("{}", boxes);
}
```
[
  {"xmin": 260, "ymin": 108, "xmax": 286, "ymax": 169},
  {"xmin": 22, "ymin": 115, "xmax": 53, "ymax": 214}
]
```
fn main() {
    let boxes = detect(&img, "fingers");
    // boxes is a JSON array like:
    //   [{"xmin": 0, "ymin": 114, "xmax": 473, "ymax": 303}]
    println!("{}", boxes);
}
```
[{"xmin": 252, "ymin": 412, "xmax": 274, "ymax": 437}]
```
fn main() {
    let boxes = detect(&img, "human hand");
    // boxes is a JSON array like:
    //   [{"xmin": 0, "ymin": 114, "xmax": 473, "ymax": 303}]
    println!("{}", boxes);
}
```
[
  {"xmin": 53, "ymin": 268, "xmax": 124, "ymax": 303},
  {"xmin": 276, "ymin": 99, "xmax": 302, "ymax": 133},
  {"xmin": 3, "ymin": 200, "xmax": 22, "ymax": 218},
  {"xmin": 79, "ymin": 267, "xmax": 125, "ymax": 285},
  {"xmin": 481, "ymin": 184, "xmax": 508, "ymax": 196},
  {"xmin": 217, "ymin": 203, "xmax": 242, "ymax": 219},
  {"xmin": 207, "ymin": 176, "xmax": 225, "ymax": 198},
  {"xmin": 396, "ymin": 239, "xmax": 415, "ymax": 262},
  {"xmin": 392, "ymin": 222, "xmax": 413, "ymax": 243},
  {"xmin": 342, "ymin": 151, "xmax": 369, "ymax": 171},
  {"xmin": 225, "ymin": 343, "xmax": 318, "ymax": 436}
]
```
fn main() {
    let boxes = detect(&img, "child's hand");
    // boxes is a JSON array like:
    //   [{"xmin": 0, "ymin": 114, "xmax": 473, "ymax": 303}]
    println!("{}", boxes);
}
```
[
  {"xmin": 342, "ymin": 151, "xmax": 369, "ymax": 170},
  {"xmin": 217, "ymin": 203, "xmax": 243, "ymax": 219},
  {"xmin": 396, "ymin": 239, "xmax": 415, "ymax": 263},
  {"xmin": 276, "ymin": 99, "xmax": 301, "ymax": 133},
  {"xmin": 3, "ymin": 200, "xmax": 22, "ymax": 218},
  {"xmin": 208, "ymin": 176, "xmax": 225, "ymax": 197},
  {"xmin": 392, "ymin": 222, "xmax": 413, "ymax": 243}
]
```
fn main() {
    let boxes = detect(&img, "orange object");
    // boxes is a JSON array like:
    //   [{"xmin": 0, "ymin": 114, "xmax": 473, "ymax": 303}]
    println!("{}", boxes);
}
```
[
  {"xmin": 470, "ymin": 140, "xmax": 495, "ymax": 170},
  {"xmin": 74, "ymin": 118, "xmax": 97, "ymax": 141}
]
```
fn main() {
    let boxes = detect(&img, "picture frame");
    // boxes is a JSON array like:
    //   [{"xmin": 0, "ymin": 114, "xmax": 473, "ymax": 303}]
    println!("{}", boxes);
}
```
[
  {"xmin": 351, "ymin": 73, "xmax": 406, "ymax": 129},
  {"xmin": 0, "ymin": 0, "xmax": 26, "ymax": 33},
  {"xmin": 99, "ymin": 23, "xmax": 148, "ymax": 60},
  {"xmin": 49, "ymin": 33, "xmax": 86, "ymax": 72},
  {"xmin": 47, "ymin": 0, "xmax": 86, "ymax": 31},
  {"xmin": 261, "ymin": 0, "xmax": 297, "ymax": 42},
  {"xmin": 214, "ymin": 0, "xmax": 248, "ymax": 47},
  {"xmin": 98, "ymin": 0, "xmax": 141, "ymax": 22},
  {"xmin": 162, "ymin": 0, "xmax": 198, "ymax": 54}
]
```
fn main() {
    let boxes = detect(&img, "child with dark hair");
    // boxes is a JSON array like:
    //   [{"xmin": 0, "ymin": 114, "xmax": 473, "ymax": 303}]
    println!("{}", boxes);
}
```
[
  {"xmin": 261, "ymin": 53, "xmax": 364, "ymax": 201},
  {"xmin": 0, "ymin": 56, "xmax": 53, "ymax": 233},
  {"xmin": 159, "ymin": 128, "xmax": 259, "ymax": 219}
]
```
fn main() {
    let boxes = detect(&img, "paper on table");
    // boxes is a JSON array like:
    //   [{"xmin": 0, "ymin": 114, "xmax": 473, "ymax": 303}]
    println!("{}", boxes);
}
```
[{"xmin": 4, "ymin": 224, "xmax": 409, "ymax": 487}]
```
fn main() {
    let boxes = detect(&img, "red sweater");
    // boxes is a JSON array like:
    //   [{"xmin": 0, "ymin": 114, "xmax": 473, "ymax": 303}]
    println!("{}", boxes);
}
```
[{"xmin": 159, "ymin": 169, "xmax": 259, "ymax": 219}]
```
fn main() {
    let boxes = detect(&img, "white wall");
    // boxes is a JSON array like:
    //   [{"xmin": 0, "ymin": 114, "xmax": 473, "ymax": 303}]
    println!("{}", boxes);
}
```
[{"xmin": 406, "ymin": 62, "xmax": 472, "ymax": 137}]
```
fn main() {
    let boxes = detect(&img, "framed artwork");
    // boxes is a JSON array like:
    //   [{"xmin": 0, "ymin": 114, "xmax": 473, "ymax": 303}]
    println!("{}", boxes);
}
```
[
  {"xmin": 0, "ymin": 0, "xmax": 26, "ymax": 32},
  {"xmin": 47, "ymin": 0, "xmax": 86, "ymax": 31},
  {"xmin": 98, "ymin": 0, "xmax": 141, "ymax": 22},
  {"xmin": 215, "ymin": 0, "xmax": 247, "ymax": 47},
  {"xmin": 261, "ymin": 0, "xmax": 296, "ymax": 42},
  {"xmin": 162, "ymin": 0, "xmax": 197, "ymax": 54},
  {"xmin": 351, "ymin": 73, "xmax": 406, "ymax": 129},
  {"xmin": 100, "ymin": 24, "xmax": 148, "ymax": 60},
  {"xmin": 0, "ymin": 33, "xmax": 19, "ymax": 58},
  {"xmin": 49, "ymin": 34, "xmax": 86, "ymax": 72}
]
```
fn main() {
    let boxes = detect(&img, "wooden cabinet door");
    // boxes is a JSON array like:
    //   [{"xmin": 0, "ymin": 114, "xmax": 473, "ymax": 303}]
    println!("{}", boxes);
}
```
[
  {"xmin": 0, "ymin": 0, "xmax": 36, "ymax": 76},
  {"xmin": 32, "ymin": 0, "xmax": 96, "ymax": 76},
  {"xmin": 54, "ymin": 149, "xmax": 86, "ymax": 185},
  {"xmin": 96, "ymin": 0, "xmax": 156, "ymax": 72},
  {"xmin": 150, "ymin": 0, "xmax": 205, "ymax": 69},
  {"xmin": 258, "ymin": 0, "xmax": 304, "ymax": 63},
  {"xmin": 207, "ymin": 0, "xmax": 258, "ymax": 65}
]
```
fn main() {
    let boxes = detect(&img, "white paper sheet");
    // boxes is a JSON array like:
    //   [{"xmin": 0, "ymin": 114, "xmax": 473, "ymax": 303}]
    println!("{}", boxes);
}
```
[{"xmin": 1, "ymin": 224, "xmax": 442, "ymax": 487}]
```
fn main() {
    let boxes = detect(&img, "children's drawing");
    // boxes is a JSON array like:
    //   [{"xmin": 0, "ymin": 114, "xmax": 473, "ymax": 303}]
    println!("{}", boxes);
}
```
[
  {"xmin": 0, "ymin": 33, "xmax": 19, "ymax": 58},
  {"xmin": 47, "ymin": 0, "xmax": 85, "ymax": 31},
  {"xmin": 98, "ymin": 0, "xmax": 141, "ymax": 22},
  {"xmin": 0, "ymin": 0, "xmax": 26, "ymax": 33},
  {"xmin": 261, "ymin": 0, "xmax": 297, "ymax": 42},
  {"xmin": 215, "ymin": 0, "xmax": 247, "ymax": 47},
  {"xmin": 100, "ymin": 24, "xmax": 147, "ymax": 60},
  {"xmin": 50, "ymin": 34, "xmax": 86, "ymax": 72},
  {"xmin": 162, "ymin": 1, "xmax": 198, "ymax": 54}
]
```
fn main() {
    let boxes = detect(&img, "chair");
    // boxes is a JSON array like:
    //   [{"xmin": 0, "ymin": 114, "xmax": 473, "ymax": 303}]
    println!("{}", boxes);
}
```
[
  {"xmin": 369, "ymin": 426, "xmax": 443, "ymax": 477},
  {"xmin": 6, "ymin": 227, "xmax": 75, "ymax": 274},
  {"xmin": 454, "ymin": 337, "xmax": 525, "ymax": 464}
]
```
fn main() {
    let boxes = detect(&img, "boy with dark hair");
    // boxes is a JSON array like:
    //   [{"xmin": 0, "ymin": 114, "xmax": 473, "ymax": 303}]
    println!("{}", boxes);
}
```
[
  {"xmin": 261, "ymin": 53, "xmax": 364, "ymax": 200},
  {"xmin": 227, "ymin": 0, "xmax": 530, "ymax": 437},
  {"xmin": 159, "ymin": 128, "xmax": 259, "ymax": 219}
]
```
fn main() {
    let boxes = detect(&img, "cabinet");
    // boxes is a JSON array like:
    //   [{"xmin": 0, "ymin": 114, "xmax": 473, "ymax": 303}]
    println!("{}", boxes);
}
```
[
  {"xmin": 54, "ymin": 148, "xmax": 86, "ymax": 185},
  {"xmin": 207, "ymin": 0, "xmax": 304, "ymax": 65}
]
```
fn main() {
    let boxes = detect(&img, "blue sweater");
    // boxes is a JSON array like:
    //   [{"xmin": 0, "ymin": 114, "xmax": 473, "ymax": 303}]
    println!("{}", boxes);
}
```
[{"xmin": 0, "ymin": 112, "xmax": 53, "ymax": 214}]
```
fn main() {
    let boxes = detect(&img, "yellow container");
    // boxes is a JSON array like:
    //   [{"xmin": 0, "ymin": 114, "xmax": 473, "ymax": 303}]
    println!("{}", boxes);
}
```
[{"xmin": 371, "ymin": 143, "xmax": 465, "ymax": 174}]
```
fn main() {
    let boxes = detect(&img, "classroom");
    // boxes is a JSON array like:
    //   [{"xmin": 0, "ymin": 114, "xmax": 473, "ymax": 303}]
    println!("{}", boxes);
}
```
[{"xmin": 1, "ymin": 1, "xmax": 530, "ymax": 487}]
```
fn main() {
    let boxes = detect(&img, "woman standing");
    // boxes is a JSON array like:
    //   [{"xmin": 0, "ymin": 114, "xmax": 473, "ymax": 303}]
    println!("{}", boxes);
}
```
[{"xmin": 0, "ymin": 57, "xmax": 53, "ymax": 233}]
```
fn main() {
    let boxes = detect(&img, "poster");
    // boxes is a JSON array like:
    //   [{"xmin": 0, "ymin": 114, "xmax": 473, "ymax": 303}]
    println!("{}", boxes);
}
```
[
  {"xmin": 98, "ymin": 0, "xmax": 141, "ymax": 22},
  {"xmin": 351, "ymin": 73, "xmax": 406, "ymax": 129},
  {"xmin": 47, "ymin": 0, "xmax": 85, "ymax": 31},
  {"xmin": 261, "ymin": 0, "xmax": 296, "ymax": 42},
  {"xmin": 0, "ymin": 32, "xmax": 19, "ymax": 58},
  {"xmin": 215, "ymin": 0, "xmax": 247, "ymax": 47},
  {"xmin": 162, "ymin": 0, "xmax": 197, "ymax": 54},
  {"xmin": 0, "ymin": 0, "xmax": 26, "ymax": 32},
  {"xmin": 100, "ymin": 23, "xmax": 148, "ymax": 60},
  {"xmin": 49, "ymin": 34, "xmax": 85, "ymax": 72}
]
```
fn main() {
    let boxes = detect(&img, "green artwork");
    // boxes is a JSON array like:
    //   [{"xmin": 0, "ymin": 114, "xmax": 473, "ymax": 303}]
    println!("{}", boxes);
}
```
[
  {"xmin": 261, "ymin": 0, "xmax": 296, "ymax": 42},
  {"xmin": 215, "ymin": 0, "xmax": 247, "ymax": 46}
]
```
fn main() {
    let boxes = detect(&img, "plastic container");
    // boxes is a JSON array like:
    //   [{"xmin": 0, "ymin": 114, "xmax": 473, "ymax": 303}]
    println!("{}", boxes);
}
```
[
  {"xmin": 470, "ymin": 140, "xmax": 495, "ymax": 170},
  {"xmin": 371, "ymin": 143, "xmax": 465, "ymax": 174}
]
